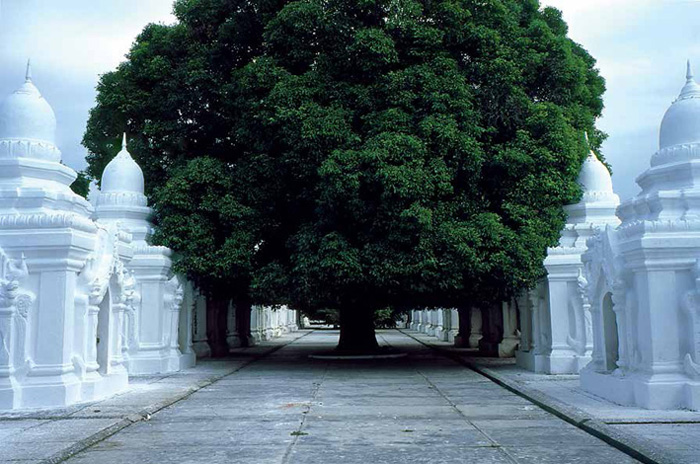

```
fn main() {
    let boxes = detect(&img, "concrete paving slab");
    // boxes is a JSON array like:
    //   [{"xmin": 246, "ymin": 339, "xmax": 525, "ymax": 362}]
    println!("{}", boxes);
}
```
[
  {"xmin": 507, "ymin": 445, "xmax": 641, "ymax": 464},
  {"xmin": 287, "ymin": 443, "xmax": 514, "ymax": 464},
  {"xmin": 66, "ymin": 445, "xmax": 286, "ymax": 464},
  {"xmin": 1, "ymin": 330, "xmax": 654, "ymax": 464},
  {"xmin": 54, "ymin": 329, "xmax": 644, "ymax": 464},
  {"xmin": 0, "ymin": 331, "xmax": 310, "ymax": 464},
  {"xmin": 404, "ymin": 329, "xmax": 699, "ymax": 464},
  {"xmin": 2, "ymin": 441, "xmax": 78, "ymax": 461}
]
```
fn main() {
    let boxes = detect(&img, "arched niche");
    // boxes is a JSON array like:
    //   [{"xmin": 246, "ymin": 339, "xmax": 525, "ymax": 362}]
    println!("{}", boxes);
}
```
[
  {"xmin": 602, "ymin": 292, "xmax": 619, "ymax": 371},
  {"xmin": 96, "ymin": 288, "xmax": 112, "ymax": 375}
]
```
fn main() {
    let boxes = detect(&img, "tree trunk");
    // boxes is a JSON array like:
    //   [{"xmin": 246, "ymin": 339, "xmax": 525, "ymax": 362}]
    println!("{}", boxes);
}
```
[
  {"xmin": 454, "ymin": 305, "xmax": 472, "ymax": 348},
  {"xmin": 337, "ymin": 306, "xmax": 379, "ymax": 352},
  {"xmin": 235, "ymin": 299, "xmax": 253, "ymax": 348},
  {"xmin": 207, "ymin": 297, "xmax": 230, "ymax": 357},
  {"xmin": 478, "ymin": 303, "xmax": 504, "ymax": 357}
]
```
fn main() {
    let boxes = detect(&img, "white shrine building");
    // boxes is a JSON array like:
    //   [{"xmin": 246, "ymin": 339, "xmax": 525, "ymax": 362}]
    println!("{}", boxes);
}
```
[
  {"xmin": 13, "ymin": 53, "xmax": 700, "ymax": 412},
  {"xmin": 516, "ymin": 137, "xmax": 620, "ymax": 374},
  {"xmin": 411, "ymin": 137, "xmax": 620, "ymax": 367},
  {"xmin": 581, "ymin": 62, "xmax": 700, "ymax": 410},
  {"xmin": 391, "ymin": 61, "xmax": 700, "ymax": 411},
  {"xmin": 0, "ymin": 64, "xmax": 298, "ymax": 410}
]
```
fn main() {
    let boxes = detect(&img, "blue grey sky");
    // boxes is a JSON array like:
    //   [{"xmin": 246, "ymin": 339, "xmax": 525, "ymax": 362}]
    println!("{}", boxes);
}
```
[{"xmin": 1, "ymin": 0, "xmax": 699, "ymax": 201}]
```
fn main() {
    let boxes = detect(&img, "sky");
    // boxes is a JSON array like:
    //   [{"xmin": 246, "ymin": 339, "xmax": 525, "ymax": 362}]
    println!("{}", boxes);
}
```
[{"xmin": 1, "ymin": 0, "xmax": 700, "ymax": 201}]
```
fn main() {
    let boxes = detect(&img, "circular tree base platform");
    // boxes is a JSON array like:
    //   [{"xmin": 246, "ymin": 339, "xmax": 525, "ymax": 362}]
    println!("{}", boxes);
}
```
[{"xmin": 308, "ymin": 348, "xmax": 408, "ymax": 360}]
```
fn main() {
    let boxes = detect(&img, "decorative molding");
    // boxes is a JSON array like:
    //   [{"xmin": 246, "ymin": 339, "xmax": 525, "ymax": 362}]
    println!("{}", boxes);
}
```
[
  {"xmin": 580, "ymin": 191, "xmax": 620, "ymax": 203},
  {"xmin": 618, "ymin": 218, "xmax": 700, "ymax": 238},
  {"xmin": 96, "ymin": 191, "xmax": 148, "ymax": 208},
  {"xmin": 0, "ymin": 213, "xmax": 97, "ymax": 233},
  {"xmin": 547, "ymin": 245, "xmax": 587, "ymax": 255},
  {"xmin": 651, "ymin": 142, "xmax": 700, "ymax": 167},
  {"xmin": 133, "ymin": 244, "xmax": 172, "ymax": 257},
  {"xmin": 0, "ymin": 138, "xmax": 61, "ymax": 163}
]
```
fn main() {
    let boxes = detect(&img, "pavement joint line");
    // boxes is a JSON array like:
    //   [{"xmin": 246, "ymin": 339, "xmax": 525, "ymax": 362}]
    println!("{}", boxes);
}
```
[
  {"xmin": 413, "ymin": 367, "xmax": 520, "ymax": 464},
  {"xmin": 280, "ymin": 362, "xmax": 330, "ymax": 464},
  {"xmin": 398, "ymin": 329, "xmax": 686, "ymax": 464},
  {"xmin": 36, "ymin": 330, "xmax": 315, "ymax": 464}
]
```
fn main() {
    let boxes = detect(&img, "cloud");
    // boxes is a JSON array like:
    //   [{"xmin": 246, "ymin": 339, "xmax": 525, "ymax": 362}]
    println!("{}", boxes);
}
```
[
  {"xmin": 542, "ymin": 0, "xmax": 700, "ymax": 201},
  {"xmin": 0, "ymin": 0, "xmax": 699, "ymax": 202}
]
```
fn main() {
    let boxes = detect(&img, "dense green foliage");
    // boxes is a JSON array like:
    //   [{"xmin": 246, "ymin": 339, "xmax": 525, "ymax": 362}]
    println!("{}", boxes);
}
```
[
  {"xmin": 70, "ymin": 170, "xmax": 90, "ymax": 198},
  {"xmin": 83, "ymin": 0, "xmax": 605, "ymax": 348},
  {"xmin": 151, "ymin": 157, "xmax": 259, "ymax": 298}
]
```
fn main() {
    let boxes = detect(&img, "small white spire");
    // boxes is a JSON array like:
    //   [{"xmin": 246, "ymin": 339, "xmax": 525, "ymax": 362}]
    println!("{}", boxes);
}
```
[
  {"xmin": 25, "ymin": 59, "xmax": 32, "ymax": 83},
  {"xmin": 687, "ymin": 59, "xmax": 694, "ymax": 82},
  {"xmin": 678, "ymin": 60, "xmax": 700, "ymax": 101},
  {"xmin": 122, "ymin": 133, "xmax": 128, "ymax": 151},
  {"xmin": 584, "ymin": 131, "xmax": 596, "ymax": 158}
]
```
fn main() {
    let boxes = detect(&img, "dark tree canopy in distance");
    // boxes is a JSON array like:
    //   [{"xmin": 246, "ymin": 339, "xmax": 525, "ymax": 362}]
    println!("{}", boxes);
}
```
[
  {"xmin": 70, "ymin": 170, "xmax": 90, "ymax": 198},
  {"xmin": 83, "ymin": 0, "xmax": 606, "ymax": 350}
]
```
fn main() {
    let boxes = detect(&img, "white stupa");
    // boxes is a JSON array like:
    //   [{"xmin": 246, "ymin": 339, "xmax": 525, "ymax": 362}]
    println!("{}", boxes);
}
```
[
  {"xmin": 578, "ymin": 136, "xmax": 615, "ymax": 196},
  {"xmin": 556, "ymin": 133, "xmax": 621, "ymax": 249},
  {"xmin": 0, "ymin": 62, "xmax": 101, "ymax": 409},
  {"xmin": 582, "ymin": 61, "xmax": 700, "ymax": 410},
  {"xmin": 619, "ymin": 60, "xmax": 700, "ymax": 222},
  {"xmin": 93, "ymin": 134, "xmax": 191, "ymax": 374},
  {"xmin": 659, "ymin": 61, "xmax": 700, "ymax": 152},
  {"xmin": 0, "ymin": 61, "xmax": 91, "ymax": 217},
  {"xmin": 101, "ymin": 134, "xmax": 146, "ymax": 196},
  {"xmin": 0, "ymin": 61, "xmax": 60, "ymax": 162},
  {"xmin": 95, "ymin": 134, "xmax": 151, "ymax": 242},
  {"xmin": 516, "ymin": 133, "xmax": 621, "ymax": 374}
]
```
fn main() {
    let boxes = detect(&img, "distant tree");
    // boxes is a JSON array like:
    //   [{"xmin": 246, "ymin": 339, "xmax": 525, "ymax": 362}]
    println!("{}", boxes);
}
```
[
  {"xmin": 70, "ymin": 170, "xmax": 90, "ymax": 198},
  {"xmin": 81, "ymin": 2, "xmax": 275, "ymax": 352},
  {"xmin": 83, "ymin": 0, "xmax": 605, "ymax": 352},
  {"xmin": 151, "ymin": 157, "xmax": 260, "ymax": 353}
]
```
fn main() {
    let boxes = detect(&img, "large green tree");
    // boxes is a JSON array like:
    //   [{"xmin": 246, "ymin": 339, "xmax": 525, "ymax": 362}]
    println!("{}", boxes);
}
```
[{"xmin": 84, "ymin": 0, "xmax": 605, "ymax": 351}]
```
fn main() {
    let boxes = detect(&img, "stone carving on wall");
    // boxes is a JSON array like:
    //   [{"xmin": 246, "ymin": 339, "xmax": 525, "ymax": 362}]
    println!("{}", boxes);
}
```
[
  {"xmin": 79, "ymin": 227, "xmax": 116, "ymax": 306},
  {"xmin": 682, "ymin": 260, "xmax": 700, "ymax": 378},
  {"xmin": 566, "ymin": 269, "xmax": 592, "ymax": 357},
  {"xmin": 165, "ymin": 276, "xmax": 184, "ymax": 349},
  {"xmin": 584, "ymin": 227, "xmax": 623, "ymax": 306},
  {"xmin": 0, "ymin": 213, "xmax": 97, "ymax": 234},
  {"xmin": 166, "ymin": 276, "xmax": 184, "ymax": 313},
  {"xmin": 121, "ymin": 268, "xmax": 141, "ymax": 355},
  {"xmin": 0, "ymin": 138, "xmax": 61, "ymax": 162},
  {"xmin": 0, "ymin": 249, "xmax": 35, "ymax": 373},
  {"xmin": 0, "ymin": 251, "xmax": 29, "ymax": 307}
]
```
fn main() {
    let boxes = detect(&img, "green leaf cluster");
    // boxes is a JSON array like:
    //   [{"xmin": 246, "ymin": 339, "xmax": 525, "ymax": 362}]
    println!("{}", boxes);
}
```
[{"xmin": 83, "ymin": 0, "xmax": 606, "ymax": 314}]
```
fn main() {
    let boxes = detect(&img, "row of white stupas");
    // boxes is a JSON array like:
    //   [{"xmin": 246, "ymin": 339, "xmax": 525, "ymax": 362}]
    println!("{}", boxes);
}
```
[
  {"xmin": 412, "ymin": 62, "xmax": 700, "ymax": 410},
  {"xmin": 0, "ymin": 63, "xmax": 297, "ymax": 410}
]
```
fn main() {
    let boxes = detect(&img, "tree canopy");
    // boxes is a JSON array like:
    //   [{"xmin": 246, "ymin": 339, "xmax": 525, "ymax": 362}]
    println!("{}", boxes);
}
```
[{"xmin": 83, "ymin": 0, "xmax": 605, "ymax": 351}]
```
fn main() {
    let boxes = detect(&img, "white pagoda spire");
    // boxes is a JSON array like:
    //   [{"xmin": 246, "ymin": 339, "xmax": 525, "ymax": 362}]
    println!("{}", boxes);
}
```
[
  {"xmin": 25, "ymin": 59, "xmax": 32, "ymax": 83},
  {"xmin": 678, "ymin": 59, "xmax": 700, "ymax": 101},
  {"xmin": 687, "ymin": 59, "xmax": 694, "ymax": 82}
]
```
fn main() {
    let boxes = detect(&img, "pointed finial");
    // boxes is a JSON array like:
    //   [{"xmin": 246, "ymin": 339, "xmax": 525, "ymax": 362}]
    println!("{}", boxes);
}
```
[
  {"xmin": 25, "ymin": 59, "xmax": 32, "ymax": 82},
  {"xmin": 122, "ymin": 133, "xmax": 128, "ymax": 151},
  {"xmin": 688, "ymin": 60, "xmax": 694, "ymax": 82}
]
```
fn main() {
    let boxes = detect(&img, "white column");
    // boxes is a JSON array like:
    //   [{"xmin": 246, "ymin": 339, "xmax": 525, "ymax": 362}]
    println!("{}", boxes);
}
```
[{"xmin": 192, "ymin": 292, "xmax": 211, "ymax": 358}]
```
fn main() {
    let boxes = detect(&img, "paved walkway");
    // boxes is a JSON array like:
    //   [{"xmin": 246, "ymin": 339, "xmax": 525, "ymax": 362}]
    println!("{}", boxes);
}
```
[
  {"xmin": 0, "ymin": 331, "xmax": 309, "ymax": 464},
  {"xmin": 404, "ymin": 330, "xmax": 700, "ymax": 464},
  {"xmin": 8, "ymin": 330, "xmax": 645, "ymax": 464}
]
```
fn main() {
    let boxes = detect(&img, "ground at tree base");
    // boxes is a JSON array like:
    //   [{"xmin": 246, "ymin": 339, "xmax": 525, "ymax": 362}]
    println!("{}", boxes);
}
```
[{"xmin": 0, "ymin": 330, "xmax": 694, "ymax": 464}]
